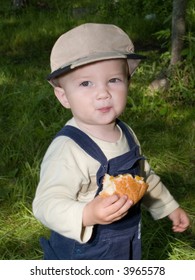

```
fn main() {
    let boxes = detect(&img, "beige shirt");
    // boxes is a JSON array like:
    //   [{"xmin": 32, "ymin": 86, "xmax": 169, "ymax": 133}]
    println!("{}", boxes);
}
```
[{"xmin": 33, "ymin": 118, "xmax": 179, "ymax": 243}]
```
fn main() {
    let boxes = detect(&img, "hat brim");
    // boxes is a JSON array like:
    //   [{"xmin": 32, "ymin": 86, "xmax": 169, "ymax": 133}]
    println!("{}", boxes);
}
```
[{"xmin": 47, "ymin": 52, "xmax": 146, "ymax": 82}]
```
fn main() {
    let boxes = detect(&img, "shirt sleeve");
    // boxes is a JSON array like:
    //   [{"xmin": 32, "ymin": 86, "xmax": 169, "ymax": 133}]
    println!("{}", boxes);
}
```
[
  {"xmin": 32, "ymin": 137, "xmax": 95, "ymax": 243},
  {"xmin": 126, "ymin": 123, "xmax": 179, "ymax": 220},
  {"xmin": 141, "ymin": 160, "xmax": 179, "ymax": 219}
]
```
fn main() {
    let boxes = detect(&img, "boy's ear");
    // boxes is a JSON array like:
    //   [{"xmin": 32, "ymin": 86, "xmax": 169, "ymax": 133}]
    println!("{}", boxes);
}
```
[{"xmin": 54, "ymin": 86, "xmax": 71, "ymax": 108}]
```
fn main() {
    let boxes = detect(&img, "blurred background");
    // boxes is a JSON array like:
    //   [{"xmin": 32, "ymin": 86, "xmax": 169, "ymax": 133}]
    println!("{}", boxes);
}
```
[{"xmin": 0, "ymin": 0, "xmax": 194, "ymax": 259}]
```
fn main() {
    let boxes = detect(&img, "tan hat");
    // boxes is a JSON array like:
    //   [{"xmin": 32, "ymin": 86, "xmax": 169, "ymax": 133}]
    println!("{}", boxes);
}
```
[{"xmin": 47, "ymin": 23, "xmax": 146, "ymax": 82}]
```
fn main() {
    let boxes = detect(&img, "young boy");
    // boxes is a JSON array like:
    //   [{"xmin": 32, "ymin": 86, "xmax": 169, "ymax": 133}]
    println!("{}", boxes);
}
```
[{"xmin": 32, "ymin": 23, "xmax": 190, "ymax": 260}]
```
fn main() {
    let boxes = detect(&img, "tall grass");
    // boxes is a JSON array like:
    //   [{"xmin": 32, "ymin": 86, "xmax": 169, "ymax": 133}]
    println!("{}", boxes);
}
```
[{"xmin": 0, "ymin": 1, "xmax": 195, "ymax": 259}]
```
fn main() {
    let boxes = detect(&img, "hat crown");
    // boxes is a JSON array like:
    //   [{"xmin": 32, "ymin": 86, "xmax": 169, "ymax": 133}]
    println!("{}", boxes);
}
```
[{"xmin": 50, "ymin": 23, "xmax": 134, "ymax": 72}]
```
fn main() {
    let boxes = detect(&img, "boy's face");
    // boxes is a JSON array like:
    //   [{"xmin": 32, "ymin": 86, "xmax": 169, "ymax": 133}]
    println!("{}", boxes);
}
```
[{"xmin": 55, "ymin": 59, "xmax": 129, "ymax": 128}]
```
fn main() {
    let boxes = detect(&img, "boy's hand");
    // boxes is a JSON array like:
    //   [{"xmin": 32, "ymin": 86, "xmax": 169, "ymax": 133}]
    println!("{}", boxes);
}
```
[
  {"xmin": 82, "ymin": 194, "xmax": 133, "ymax": 227},
  {"xmin": 168, "ymin": 207, "xmax": 190, "ymax": 232}
]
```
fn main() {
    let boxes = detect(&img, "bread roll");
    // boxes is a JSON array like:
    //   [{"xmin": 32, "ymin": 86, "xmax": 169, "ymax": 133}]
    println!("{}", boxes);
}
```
[{"xmin": 99, "ymin": 173, "xmax": 148, "ymax": 204}]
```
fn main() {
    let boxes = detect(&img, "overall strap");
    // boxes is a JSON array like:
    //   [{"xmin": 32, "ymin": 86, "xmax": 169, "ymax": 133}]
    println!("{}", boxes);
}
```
[
  {"xmin": 116, "ymin": 119, "xmax": 135, "ymax": 149},
  {"xmin": 54, "ymin": 120, "xmax": 138, "ymax": 168},
  {"xmin": 54, "ymin": 121, "xmax": 144, "ymax": 200},
  {"xmin": 54, "ymin": 125, "xmax": 108, "ymax": 167},
  {"xmin": 54, "ymin": 120, "xmax": 136, "ymax": 164}
]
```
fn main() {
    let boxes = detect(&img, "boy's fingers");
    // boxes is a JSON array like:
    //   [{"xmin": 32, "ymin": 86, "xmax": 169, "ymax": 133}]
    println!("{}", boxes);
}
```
[
  {"xmin": 107, "ymin": 196, "xmax": 133, "ymax": 220},
  {"xmin": 99, "ymin": 194, "xmax": 120, "ymax": 207}
]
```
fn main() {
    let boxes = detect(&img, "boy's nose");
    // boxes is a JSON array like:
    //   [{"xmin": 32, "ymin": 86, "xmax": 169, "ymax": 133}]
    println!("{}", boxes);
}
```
[{"xmin": 96, "ymin": 85, "xmax": 111, "ymax": 99}]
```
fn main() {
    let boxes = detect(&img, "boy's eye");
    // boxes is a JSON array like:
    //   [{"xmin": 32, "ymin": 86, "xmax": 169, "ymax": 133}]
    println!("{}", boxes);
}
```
[
  {"xmin": 109, "ymin": 78, "xmax": 121, "ymax": 83},
  {"xmin": 80, "ymin": 81, "xmax": 92, "ymax": 87}
]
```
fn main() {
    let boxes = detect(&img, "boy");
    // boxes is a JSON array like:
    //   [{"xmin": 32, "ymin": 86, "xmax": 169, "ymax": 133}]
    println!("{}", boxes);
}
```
[{"xmin": 33, "ymin": 23, "xmax": 190, "ymax": 260}]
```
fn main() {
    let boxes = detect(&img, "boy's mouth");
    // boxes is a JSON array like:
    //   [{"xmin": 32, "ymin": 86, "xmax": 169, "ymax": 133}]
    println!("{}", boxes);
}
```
[{"xmin": 98, "ymin": 106, "xmax": 112, "ymax": 113}]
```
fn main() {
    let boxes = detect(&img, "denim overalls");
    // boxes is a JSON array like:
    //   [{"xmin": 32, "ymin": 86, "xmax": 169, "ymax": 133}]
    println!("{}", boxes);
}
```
[{"xmin": 40, "ymin": 119, "xmax": 144, "ymax": 260}]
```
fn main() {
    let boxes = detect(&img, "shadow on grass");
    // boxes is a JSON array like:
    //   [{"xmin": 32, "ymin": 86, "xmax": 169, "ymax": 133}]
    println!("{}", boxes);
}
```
[{"xmin": 141, "ymin": 170, "xmax": 195, "ymax": 260}]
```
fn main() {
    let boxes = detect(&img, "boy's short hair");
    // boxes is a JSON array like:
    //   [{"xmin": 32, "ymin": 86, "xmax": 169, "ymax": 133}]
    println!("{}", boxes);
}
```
[{"xmin": 47, "ymin": 23, "xmax": 146, "ymax": 86}]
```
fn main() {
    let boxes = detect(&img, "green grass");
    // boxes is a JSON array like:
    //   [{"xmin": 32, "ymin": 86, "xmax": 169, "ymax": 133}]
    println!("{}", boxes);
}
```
[{"xmin": 0, "ymin": 1, "xmax": 195, "ymax": 260}]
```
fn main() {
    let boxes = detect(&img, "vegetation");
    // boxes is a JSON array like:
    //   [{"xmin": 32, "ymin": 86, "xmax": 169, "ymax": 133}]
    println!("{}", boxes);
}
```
[{"xmin": 0, "ymin": 0, "xmax": 194, "ymax": 260}]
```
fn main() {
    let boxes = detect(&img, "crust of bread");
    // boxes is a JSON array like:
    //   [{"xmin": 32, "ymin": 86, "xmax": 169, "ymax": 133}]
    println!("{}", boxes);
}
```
[{"xmin": 99, "ymin": 173, "xmax": 148, "ymax": 204}]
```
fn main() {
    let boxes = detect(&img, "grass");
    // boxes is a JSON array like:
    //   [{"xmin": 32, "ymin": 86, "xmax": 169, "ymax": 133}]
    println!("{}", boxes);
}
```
[{"xmin": 0, "ymin": 1, "xmax": 195, "ymax": 260}]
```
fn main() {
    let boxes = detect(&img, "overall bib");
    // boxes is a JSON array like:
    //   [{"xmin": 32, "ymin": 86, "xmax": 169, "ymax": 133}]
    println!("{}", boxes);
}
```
[{"xmin": 40, "ymin": 119, "xmax": 144, "ymax": 260}]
